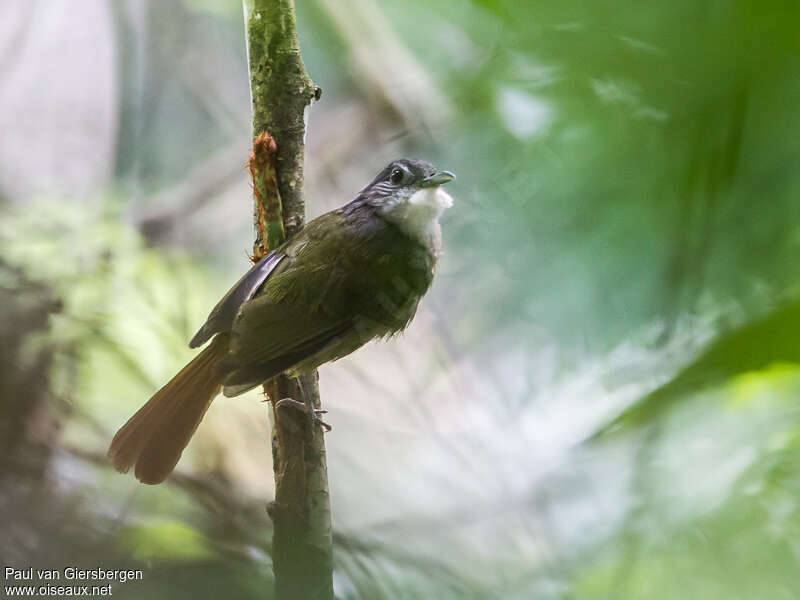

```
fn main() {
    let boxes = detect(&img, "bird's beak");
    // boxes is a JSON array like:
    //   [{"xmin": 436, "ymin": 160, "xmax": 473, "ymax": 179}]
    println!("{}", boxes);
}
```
[{"xmin": 421, "ymin": 170, "xmax": 456, "ymax": 188}]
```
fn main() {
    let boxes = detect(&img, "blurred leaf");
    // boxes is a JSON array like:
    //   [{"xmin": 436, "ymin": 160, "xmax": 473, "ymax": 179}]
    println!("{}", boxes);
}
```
[
  {"xmin": 120, "ymin": 519, "xmax": 215, "ymax": 562},
  {"xmin": 598, "ymin": 300, "xmax": 800, "ymax": 435}
]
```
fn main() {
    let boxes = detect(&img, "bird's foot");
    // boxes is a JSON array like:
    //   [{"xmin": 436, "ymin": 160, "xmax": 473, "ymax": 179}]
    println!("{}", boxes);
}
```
[{"xmin": 275, "ymin": 398, "xmax": 332, "ymax": 432}]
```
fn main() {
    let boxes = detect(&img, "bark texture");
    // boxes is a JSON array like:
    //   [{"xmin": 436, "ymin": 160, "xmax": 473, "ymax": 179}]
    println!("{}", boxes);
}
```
[{"xmin": 242, "ymin": 2, "xmax": 333, "ymax": 598}]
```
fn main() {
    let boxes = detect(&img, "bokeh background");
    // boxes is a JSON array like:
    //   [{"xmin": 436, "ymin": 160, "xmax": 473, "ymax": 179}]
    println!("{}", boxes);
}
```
[{"xmin": 2, "ymin": 1, "xmax": 800, "ymax": 598}]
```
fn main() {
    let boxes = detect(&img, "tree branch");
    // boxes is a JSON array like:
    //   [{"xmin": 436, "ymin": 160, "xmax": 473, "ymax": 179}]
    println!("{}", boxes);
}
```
[{"xmin": 242, "ymin": 2, "xmax": 333, "ymax": 598}]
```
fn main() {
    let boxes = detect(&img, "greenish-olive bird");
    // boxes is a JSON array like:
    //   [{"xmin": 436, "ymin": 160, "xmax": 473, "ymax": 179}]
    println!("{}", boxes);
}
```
[{"xmin": 109, "ymin": 159, "xmax": 455, "ymax": 484}]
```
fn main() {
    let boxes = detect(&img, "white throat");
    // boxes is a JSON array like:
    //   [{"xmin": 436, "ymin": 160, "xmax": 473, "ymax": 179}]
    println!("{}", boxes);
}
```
[{"xmin": 387, "ymin": 187, "xmax": 453, "ymax": 255}]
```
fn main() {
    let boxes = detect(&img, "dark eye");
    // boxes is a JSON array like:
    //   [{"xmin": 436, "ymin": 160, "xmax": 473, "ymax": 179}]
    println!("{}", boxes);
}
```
[{"xmin": 390, "ymin": 168, "xmax": 404, "ymax": 185}]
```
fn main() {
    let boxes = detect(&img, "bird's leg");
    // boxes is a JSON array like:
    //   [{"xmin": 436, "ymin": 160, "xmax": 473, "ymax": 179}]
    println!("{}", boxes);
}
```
[
  {"xmin": 275, "ymin": 398, "xmax": 331, "ymax": 432},
  {"xmin": 274, "ymin": 378, "xmax": 332, "ymax": 434}
]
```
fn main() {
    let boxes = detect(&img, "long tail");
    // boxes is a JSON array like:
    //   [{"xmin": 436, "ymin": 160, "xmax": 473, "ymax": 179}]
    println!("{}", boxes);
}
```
[{"xmin": 108, "ymin": 334, "xmax": 229, "ymax": 485}]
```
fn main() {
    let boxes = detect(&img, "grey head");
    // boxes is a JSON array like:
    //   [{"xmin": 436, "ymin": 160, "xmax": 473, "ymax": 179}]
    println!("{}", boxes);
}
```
[
  {"xmin": 357, "ymin": 158, "xmax": 455, "ymax": 205},
  {"xmin": 345, "ymin": 159, "xmax": 456, "ymax": 246}
]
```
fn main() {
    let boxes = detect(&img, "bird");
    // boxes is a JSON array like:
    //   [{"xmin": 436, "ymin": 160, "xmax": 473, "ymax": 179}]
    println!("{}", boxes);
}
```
[{"xmin": 108, "ymin": 158, "xmax": 455, "ymax": 484}]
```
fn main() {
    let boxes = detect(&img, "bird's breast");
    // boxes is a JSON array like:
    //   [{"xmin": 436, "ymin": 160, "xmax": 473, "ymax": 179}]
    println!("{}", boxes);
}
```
[{"xmin": 342, "ymin": 219, "xmax": 436, "ymax": 334}]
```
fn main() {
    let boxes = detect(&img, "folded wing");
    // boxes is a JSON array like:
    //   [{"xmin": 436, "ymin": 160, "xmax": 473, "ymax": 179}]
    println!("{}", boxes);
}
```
[{"xmin": 189, "ymin": 251, "xmax": 286, "ymax": 348}]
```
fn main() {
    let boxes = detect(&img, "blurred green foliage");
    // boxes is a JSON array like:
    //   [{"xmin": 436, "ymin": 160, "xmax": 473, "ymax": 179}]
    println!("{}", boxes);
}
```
[{"xmin": 121, "ymin": 520, "xmax": 214, "ymax": 562}]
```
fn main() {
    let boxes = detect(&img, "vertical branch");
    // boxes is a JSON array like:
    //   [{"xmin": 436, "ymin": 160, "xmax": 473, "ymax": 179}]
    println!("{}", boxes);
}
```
[{"xmin": 242, "ymin": 2, "xmax": 334, "ymax": 599}]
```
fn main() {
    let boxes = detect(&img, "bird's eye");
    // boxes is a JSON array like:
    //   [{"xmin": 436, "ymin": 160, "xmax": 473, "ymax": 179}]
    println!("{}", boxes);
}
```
[{"xmin": 390, "ymin": 168, "xmax": 405, "ymax": 185}]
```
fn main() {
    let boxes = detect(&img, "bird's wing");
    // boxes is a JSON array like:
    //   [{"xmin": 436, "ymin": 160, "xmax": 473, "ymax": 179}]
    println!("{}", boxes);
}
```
[
  {"xmin": 221, "ymin": 269, "xmax": 359, "ymax": 397},
  {"xmin": 221, "ymin": 317, "xmax": 356, "ymax": 396},
  {"xmin": 220, "ymin": 211, "xmax": 373, "ymax": 393},
  {"xmin": 225, "ymin": 285, "xmax": 354, "ymax": 362},
  {"xmin": 188, "ymin": 251, "xmax": 286, "ymax": 348},
  {"xmin": 189, "ymin": 211, "xmax": 349, "ymax": 349}
]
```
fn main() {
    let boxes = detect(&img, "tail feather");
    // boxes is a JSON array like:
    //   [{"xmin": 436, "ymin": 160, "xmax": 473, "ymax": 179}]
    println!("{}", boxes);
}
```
[{"xmin": 108, "ymin": 334, "xmax": 229, "ymax": 485}]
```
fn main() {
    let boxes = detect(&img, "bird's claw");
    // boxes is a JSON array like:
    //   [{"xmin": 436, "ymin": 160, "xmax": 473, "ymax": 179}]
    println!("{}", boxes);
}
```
[{"xmin": 275, "ymin": 398, "xmax": 332, "ymax": 432}]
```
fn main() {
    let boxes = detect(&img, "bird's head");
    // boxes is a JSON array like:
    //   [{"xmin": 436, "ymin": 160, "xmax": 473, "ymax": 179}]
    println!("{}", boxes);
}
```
[{"xmin": 353, "ymin": 159, "xmax": 456, "ymax": 239}]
